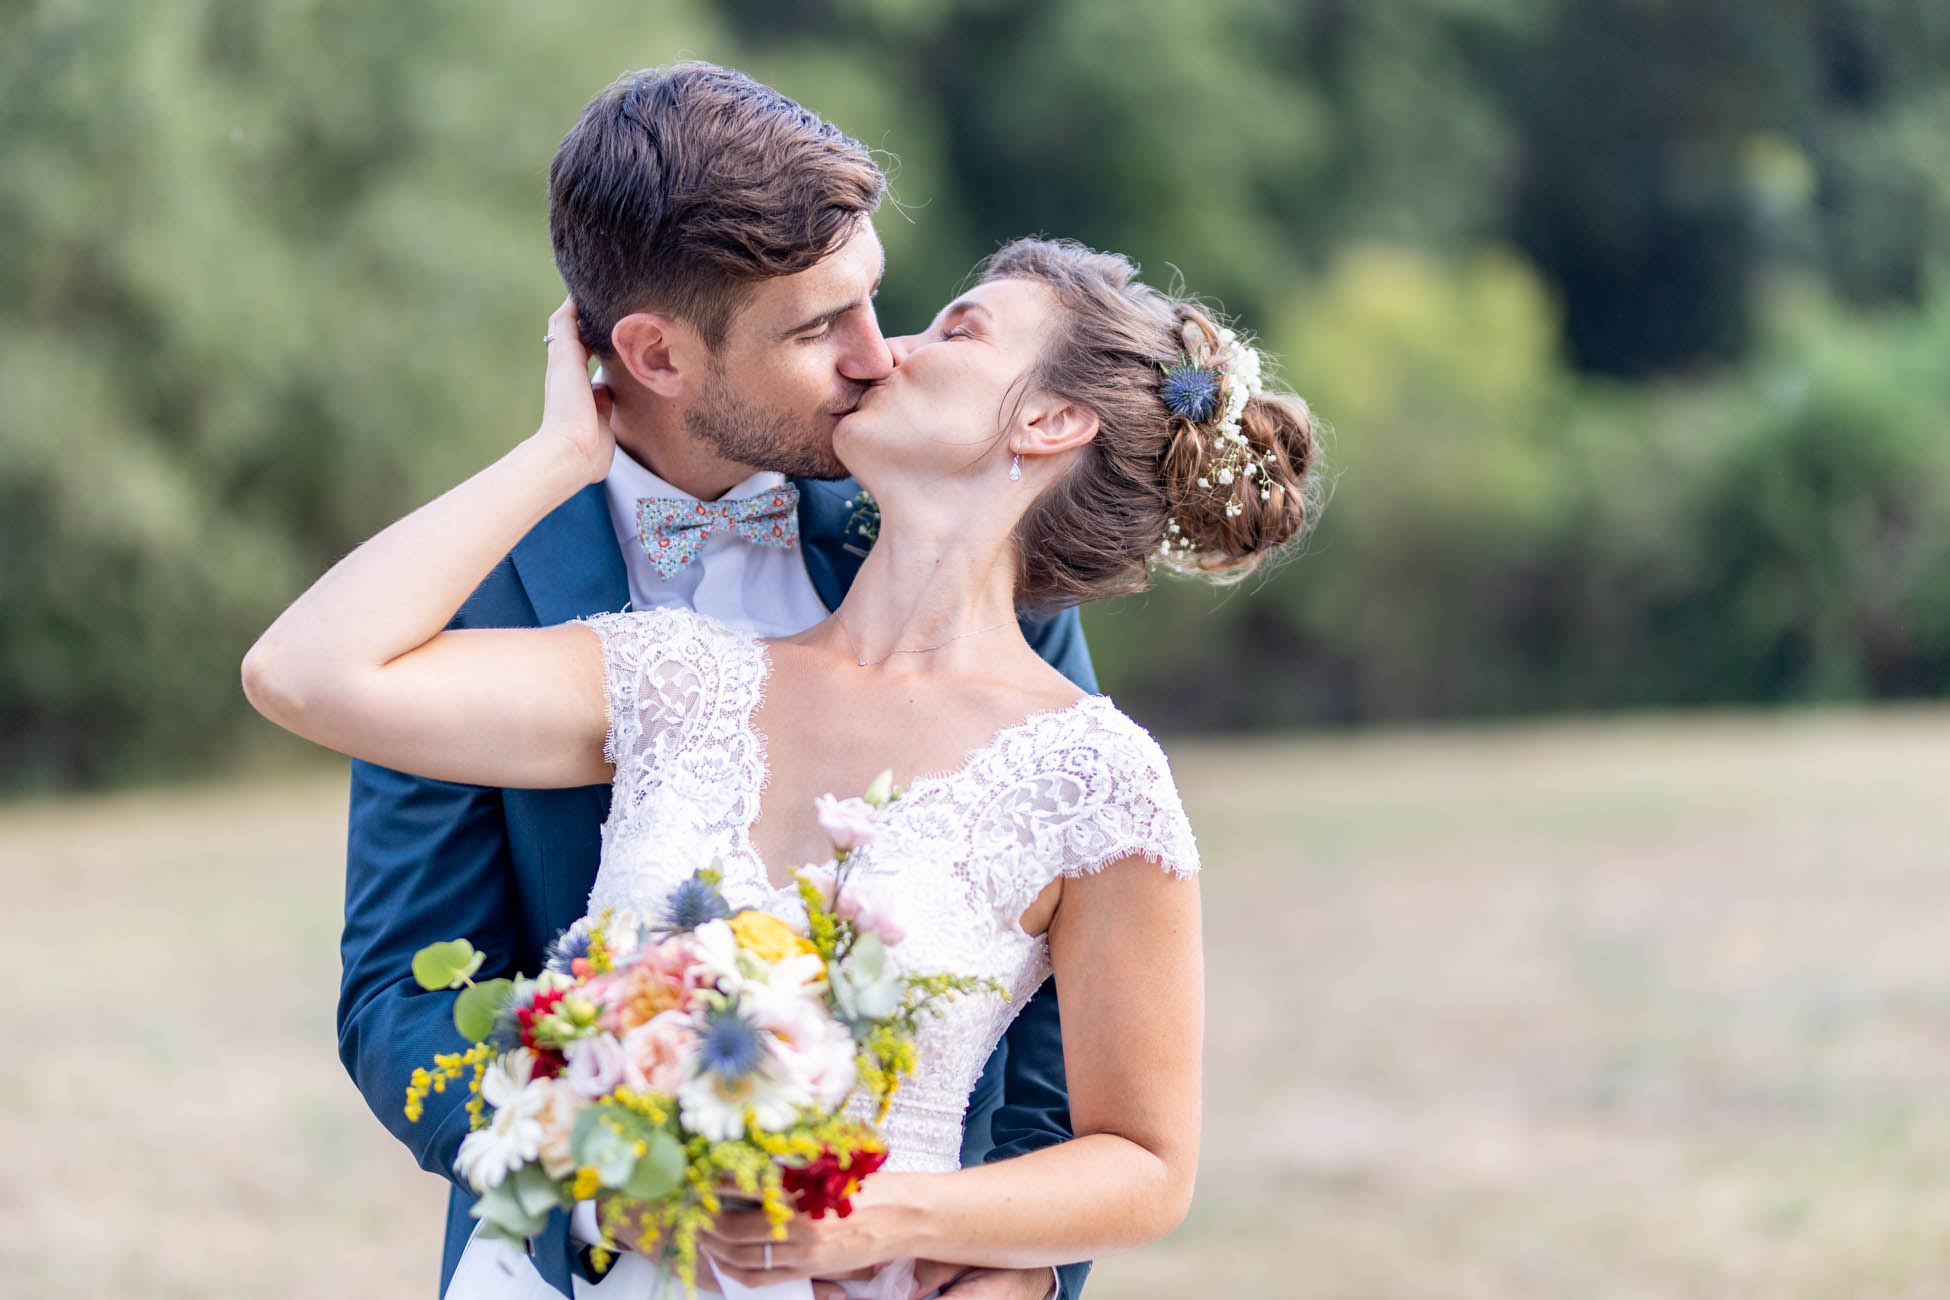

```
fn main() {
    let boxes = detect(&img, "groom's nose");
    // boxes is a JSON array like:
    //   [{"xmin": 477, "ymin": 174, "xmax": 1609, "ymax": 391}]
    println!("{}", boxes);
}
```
[
  {"xmin": 883, "ymin": 332, "xmax": 918, "ymax": 367},
  {"xmin": 838, "ymin": 315, "xmax": 895, "ymax": 383}
]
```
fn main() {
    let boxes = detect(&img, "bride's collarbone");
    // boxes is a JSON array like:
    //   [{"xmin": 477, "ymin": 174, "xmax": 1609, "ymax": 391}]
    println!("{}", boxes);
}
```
[{"xmin": 742, "ymin": 665, "xmax": 1083, "ymax": 879}]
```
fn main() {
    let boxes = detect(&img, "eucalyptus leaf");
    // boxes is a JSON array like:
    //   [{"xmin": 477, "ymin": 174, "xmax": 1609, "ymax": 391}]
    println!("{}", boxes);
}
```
[
  {"xmin": 512, "ymin": 1161, "xmax": 562, "ymax": 1218},
  {"xmin": 471, "ymin": 1179, "xmax": 549, "ymax": 1241},
  {"xmin": 622, "ymin": 1130, "xmax": 685, "ymax": 1201},
  {"xmin": 862, "ymin": 769, "xmax": 895, "ymax": 807},
  {"xmin": 595, "ymin": 1139, "xmax": 637, "ymax": 1190},
  {"xmin": 453, "ymin": 978, "xmax": 512, "ymax": 1041},
  {"xmin": 570, "ymin": 1104, "xmax": 617, "ymax": 1169},
  {"xmin": 412, "ymin": 939, "xmax": 483, "ymax": 991}
]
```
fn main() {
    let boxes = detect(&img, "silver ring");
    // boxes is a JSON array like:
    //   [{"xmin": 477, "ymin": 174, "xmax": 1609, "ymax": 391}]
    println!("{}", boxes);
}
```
[
  {"xmin": 542, "ymin": 332, "xmax": 556, "ymax": 343},
  {"xmin": 763, "ymin": 1242, "xmax": 773, "ymax": 1270}
]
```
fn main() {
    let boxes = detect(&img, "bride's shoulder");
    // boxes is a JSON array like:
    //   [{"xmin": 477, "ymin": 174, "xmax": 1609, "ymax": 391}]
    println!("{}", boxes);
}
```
[
  {"xmin": 575, "ymin": 607, "xmax": 767, "ymax": 699},
  {"xmin": 579, "ymin": 605, "xmax": 760, "ymax": 655},
  {"xmin": 1035, "ymin": 694, "xmax": 1176, "ymax": 775},
  {"xmin": 1011, "ymin": 695, "xmax": 1200, "ymax": 880}
]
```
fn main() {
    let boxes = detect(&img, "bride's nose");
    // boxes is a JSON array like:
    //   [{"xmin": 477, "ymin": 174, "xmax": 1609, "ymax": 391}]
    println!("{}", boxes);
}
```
[{"xmin": 885, "ymin": 332, "xmax": 920, "ymax": 366}]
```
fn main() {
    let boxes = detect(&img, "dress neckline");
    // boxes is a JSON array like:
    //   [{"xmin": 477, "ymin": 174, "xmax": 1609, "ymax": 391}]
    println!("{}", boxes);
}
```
[{"xmin": 730, "ymin": 637, "xmax": 1106, "ymax": 895}]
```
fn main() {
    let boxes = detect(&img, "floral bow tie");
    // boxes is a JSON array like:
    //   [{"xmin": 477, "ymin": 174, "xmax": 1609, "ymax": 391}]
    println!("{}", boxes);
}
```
[{"xmin": 635, "ymin": 487, "xmax": 801, "ymax": 579}]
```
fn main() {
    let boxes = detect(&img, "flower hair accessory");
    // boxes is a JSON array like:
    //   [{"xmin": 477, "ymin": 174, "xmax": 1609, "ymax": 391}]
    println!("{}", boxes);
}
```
[{"xmin": 1158, "ymin": 326, "xmax": 1274, "ymax": 562}]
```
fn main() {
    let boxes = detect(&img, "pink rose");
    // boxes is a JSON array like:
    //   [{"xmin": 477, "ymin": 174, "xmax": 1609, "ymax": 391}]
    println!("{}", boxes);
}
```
[
  {"xmin": 754, "ymin": 992, "xmax": 857, "ymax": 1113},
  {"xmin": 532, "ymin": 1078, "xmax": 583, "ymax": 1180},
  {"xmin": 836, "ymin": 878, "xmax": 906, "ymax": 946},
  {"xmin": 596, "ymin": 939, "xmax": 703, "ymax": 1035},
  {"xmin": 563, "ymin": 1034, "xmax": 625, "ymax": 1100},
  {"xmin": 814, "ymin": 795, "xmax": 877, "ymax": 853},
  {"xmin": 620, "ymin": 1011, "xmax": 695, "ymax": 1096}
]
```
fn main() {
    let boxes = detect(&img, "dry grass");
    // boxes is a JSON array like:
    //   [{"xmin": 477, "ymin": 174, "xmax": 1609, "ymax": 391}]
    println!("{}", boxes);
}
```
[{"xmin": 5, "ymin": 707, "xmax": 1948, "ymax": 1298}]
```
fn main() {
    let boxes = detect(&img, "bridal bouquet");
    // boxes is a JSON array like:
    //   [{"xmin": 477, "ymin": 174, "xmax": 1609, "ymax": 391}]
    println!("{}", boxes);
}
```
[{"xmin": 405, "ymin": 773, "xmax": 983, "ymax": 1295}]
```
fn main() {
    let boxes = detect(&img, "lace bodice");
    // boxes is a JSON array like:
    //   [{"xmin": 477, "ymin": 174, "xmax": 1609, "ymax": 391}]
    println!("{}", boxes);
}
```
[{"xmin": 579, "ymin": 607, "xmax": 1199, "ymax": 1173}]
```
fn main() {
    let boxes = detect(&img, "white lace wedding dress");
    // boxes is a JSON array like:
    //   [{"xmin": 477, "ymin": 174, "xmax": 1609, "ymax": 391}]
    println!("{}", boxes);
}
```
[{"xmin": 445, "ymin": 607, "xmax": 1199, "ymax": 1299}]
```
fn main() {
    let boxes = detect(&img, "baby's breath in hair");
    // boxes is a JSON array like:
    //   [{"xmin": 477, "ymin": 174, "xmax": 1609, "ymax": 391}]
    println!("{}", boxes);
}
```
[{"xmin": 1157, "ymin": 327, "xmax": 1276, "ymax": 564}]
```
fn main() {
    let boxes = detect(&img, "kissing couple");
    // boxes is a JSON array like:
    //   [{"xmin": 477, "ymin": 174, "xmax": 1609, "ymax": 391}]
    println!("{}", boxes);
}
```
[{"xmin": 246, "ymin": 61, "xmax": 1318, "ymax": 1300}]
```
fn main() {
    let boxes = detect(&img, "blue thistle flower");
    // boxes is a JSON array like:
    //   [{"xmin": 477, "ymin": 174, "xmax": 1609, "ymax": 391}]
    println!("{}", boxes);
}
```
[
  {"xmin": 1160, "ymin": 358, "xmax": 1221, "ymax": 422},
  {"xmin": 698, "ymin": 1005, "xmax": 765, "ymax": 1080},
  {"xmin": 665, "ymin": 871, "xmax": 731, "ymax": 931},
  {"xmin": 544, "ymin": 927, "xmax": 592, "ymax": 974}
]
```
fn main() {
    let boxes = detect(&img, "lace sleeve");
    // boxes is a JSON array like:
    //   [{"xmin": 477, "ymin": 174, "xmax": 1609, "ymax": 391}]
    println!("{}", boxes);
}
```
[
  {"xmin": 576, "ymin": 608, "xmax": 700, "ymax": 769},
  {"xmin": 1054, "ymin": 714, "xmax": 1202, "ymax": 882},
  {"xmin": 575, "ymin": 607, "xmax": 769, "ymax": 843}
]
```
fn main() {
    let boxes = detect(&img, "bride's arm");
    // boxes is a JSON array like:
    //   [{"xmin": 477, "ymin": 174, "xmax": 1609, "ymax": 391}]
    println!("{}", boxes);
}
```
[
  {"xmin": 242, "ymin": 300, "xmax": 616, "ymax": 789},
  {"xmin": 705, "ymin": 858, "xmax": 1203, "ymax": 1279}
]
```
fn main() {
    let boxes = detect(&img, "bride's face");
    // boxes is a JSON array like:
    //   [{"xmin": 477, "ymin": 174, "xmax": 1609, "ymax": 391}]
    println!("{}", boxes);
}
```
[{"xmin": 833, "ymin": 278, "xmax": 1059, "ymax": 484}]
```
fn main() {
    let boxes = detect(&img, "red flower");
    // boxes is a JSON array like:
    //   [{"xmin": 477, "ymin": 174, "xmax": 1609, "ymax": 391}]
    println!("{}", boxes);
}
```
[
  {"xmin": 782, "ymin": 1145, "xmax": 888, "ymax": 1220},
  {"xmin": 516, "ymin": 986, "xmax": 569, "ymax": 1076}
]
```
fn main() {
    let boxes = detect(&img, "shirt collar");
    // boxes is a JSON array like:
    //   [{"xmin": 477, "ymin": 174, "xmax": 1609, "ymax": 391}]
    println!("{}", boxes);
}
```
[{"xmin": 604, "ymin": 446, "xmax": 788, "ymax": 506}]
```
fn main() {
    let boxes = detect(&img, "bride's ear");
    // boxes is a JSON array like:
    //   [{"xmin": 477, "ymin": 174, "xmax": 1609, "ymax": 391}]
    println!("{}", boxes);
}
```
[
  {"xmin": 1014, "ymin": 395, "xmax": 1099, "ymax": 458},
  {"xmin": 610, "ymin": 311, "xmax": 707, "ymax": 398}
]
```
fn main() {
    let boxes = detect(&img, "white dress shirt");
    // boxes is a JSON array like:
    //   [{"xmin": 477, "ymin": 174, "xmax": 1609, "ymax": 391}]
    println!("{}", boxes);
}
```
[{"xmin": 601, "ymin": 447, "xmax": 831, "ymax": 637}]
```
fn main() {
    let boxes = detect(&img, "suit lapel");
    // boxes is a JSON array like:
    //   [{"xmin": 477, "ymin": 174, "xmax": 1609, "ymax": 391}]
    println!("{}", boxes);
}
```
[
  {"xmin": 792, "ymin": 476, "xmax": 873, "ymax": 612},
  {"xmin": 509, "ymin": 484, "xmax": 632, "ymax": 625}
]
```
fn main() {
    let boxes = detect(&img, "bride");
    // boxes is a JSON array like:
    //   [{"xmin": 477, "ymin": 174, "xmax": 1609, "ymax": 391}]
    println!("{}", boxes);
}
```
[{"xmin": 244, "ymin": 237, "xmax": 1318, "ymax": 1296}]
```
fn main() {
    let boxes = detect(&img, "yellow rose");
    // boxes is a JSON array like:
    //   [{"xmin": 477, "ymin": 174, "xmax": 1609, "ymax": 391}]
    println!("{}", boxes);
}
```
[{"xmin": 728, "ymin": 910, "xmax": 816, "ymax": 965}]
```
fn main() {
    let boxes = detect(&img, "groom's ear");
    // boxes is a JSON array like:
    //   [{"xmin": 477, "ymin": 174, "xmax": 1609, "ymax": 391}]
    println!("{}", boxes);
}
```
[{"xmin": 609, "ymin": 312, "xmax": 708, "ymax": 398}]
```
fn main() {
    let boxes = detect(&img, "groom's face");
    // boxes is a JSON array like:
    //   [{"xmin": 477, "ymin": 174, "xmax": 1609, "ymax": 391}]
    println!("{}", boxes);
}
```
[{"xmin": 684, "ymin": 221, "xmax": 891, "ymax": 480}]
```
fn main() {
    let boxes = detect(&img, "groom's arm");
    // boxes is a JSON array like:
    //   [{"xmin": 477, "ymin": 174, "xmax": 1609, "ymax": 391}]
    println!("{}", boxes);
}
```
[
  {"xmin": 337, "ymin": 560, "xmax": 539, "ymax": 1187},
  {"xmin": 339, "ymin": 760, "xmax": 522, "ymax": 1185}
]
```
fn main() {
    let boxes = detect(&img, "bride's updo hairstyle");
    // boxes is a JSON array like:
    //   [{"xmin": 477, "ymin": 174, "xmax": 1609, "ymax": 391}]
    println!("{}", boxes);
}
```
[{"xmin": 981, "ymin": 238, "xmax": 1319, "ymax": 608}]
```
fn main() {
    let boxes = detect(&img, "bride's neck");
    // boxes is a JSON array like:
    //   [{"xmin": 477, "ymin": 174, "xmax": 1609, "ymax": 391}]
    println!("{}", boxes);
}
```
[{"xmin": 824, "ymin": 508, "xmax": 1021, "ymax": 667}]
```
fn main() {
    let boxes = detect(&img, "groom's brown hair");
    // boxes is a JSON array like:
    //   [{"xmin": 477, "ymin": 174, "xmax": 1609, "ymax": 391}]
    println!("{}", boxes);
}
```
[{"xmin": 549, "ymin": 63, "xmax": 884, "ymax": 355}]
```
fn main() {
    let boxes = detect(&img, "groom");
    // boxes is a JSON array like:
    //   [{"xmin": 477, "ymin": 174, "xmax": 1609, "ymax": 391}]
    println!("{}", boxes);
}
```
[{"xmin": 338, "ymin": 64, "xmax": 1094, "ymax": 1300}]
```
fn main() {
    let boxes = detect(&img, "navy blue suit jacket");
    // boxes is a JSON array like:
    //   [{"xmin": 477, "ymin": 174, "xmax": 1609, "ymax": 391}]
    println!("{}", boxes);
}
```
[{"xmin": 338, "ymin": 478, "xmax": 1097, "ymax": 1299}]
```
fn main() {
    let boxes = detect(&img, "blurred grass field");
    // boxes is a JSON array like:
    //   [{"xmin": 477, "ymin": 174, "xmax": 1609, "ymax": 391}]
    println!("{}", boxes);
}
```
[{"xmin": 5, "ymin": 707, "xmax": 1949, "ymax": 1298}]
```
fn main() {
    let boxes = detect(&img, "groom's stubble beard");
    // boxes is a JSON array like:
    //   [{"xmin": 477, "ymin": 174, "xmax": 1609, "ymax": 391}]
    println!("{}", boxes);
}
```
[{"xmin": 685, "ymin": 357, "xmax": 856, "ymax": 482}]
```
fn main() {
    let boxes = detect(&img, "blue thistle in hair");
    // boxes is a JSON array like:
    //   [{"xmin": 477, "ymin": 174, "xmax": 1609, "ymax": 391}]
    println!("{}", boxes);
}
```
[
  {"xmin": 1160, "ymin": 357, "xmax": 1221, "ymax": 422},
  {"xmin": 665, "ymin": 868, "xmax": 732, "ymax": 931}
]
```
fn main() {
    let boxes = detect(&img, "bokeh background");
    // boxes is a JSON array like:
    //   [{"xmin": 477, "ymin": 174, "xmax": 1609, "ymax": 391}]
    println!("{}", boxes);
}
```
[{"xmin": 5, "ymin": 1, "xmax": 1950, "ymax": 1296}]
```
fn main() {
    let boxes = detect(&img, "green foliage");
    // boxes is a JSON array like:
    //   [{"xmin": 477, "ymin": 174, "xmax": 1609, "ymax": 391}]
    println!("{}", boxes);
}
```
[
  {"xmin": 471, "ymin": 1162, "xmax": 559, "ymax": 1241},
  {"xmin": 411, "ymin": 939, "xmax": 484, "ymax": 991},
  {"xmin": 8, "ymin": 0, "xmax": 1950, "ymax": 785},
  {"xmin": 454, "ymin": 979, "xmax": 513, "ymax": 1042}
]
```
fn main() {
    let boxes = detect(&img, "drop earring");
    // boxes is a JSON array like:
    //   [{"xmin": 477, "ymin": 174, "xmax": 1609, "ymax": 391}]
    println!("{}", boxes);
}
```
[{"xmin": 1008, "ymin": 453, "xmax": 1022, "ymax": 482}]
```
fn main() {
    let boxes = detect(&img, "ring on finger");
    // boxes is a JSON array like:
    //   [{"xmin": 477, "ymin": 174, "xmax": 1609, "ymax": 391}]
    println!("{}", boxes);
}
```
[
  {"xmin": 542, "ymin": 333, "xmax": 556, "ymax": 343},
  {"xmin": 763, "ymin": 1242, "xmax": 773, "ymax": 1270}
]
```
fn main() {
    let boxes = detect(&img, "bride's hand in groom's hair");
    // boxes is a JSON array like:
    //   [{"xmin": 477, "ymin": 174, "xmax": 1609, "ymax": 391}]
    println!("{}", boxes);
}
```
[{"xmin": 537, "ymin": 296, "xmax": 616, "ymax": 486}]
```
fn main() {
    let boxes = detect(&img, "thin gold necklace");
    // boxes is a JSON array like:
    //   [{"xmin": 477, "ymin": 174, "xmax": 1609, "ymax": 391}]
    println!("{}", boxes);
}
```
[{"xmin": 834, "ymin": 612, "xmax": 1014, "ymax": 668}]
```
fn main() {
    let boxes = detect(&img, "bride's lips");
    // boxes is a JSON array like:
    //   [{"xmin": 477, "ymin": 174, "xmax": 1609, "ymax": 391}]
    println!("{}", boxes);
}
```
[{"xmin": 834, "ymin": 385, "xmax": 880, "ymax": 421}]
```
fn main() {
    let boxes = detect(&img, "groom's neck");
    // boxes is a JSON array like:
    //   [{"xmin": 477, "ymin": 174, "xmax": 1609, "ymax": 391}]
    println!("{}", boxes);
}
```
[{"xmin": 608, "ymin": 390, "xmax": 755, "ymax": 502}]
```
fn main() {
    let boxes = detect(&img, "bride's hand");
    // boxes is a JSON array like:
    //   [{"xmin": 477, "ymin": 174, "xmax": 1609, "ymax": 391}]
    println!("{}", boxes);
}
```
[
  {"xmin": 536, "ymin": 296, "xmax": 616, "ymax": 485},
  {"xmin": 697, "ymin": 1199, "xmax": 896, "ymax": 1291}
]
